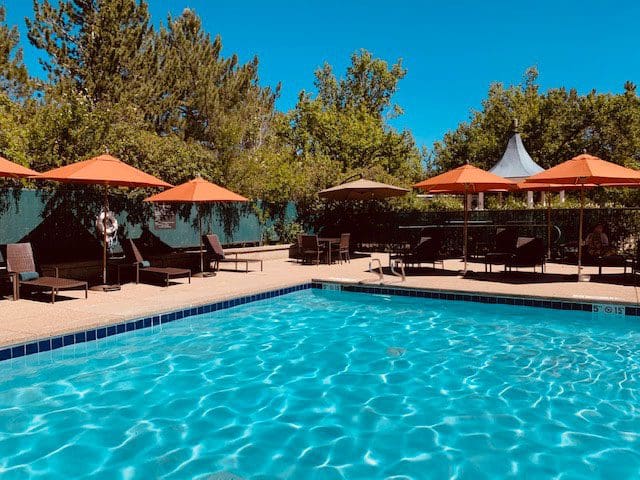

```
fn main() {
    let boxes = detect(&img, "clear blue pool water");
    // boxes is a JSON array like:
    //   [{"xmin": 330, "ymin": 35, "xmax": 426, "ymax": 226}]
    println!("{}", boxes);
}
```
[{"xmin": 1, "ymin": 289, "xmax": 640, "ymax": 479}]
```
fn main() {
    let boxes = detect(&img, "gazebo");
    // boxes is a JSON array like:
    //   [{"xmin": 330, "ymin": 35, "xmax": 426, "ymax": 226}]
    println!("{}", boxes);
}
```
[{"xmin": 482, "ymin": 120, "xmax": 545, "ymax": 208}]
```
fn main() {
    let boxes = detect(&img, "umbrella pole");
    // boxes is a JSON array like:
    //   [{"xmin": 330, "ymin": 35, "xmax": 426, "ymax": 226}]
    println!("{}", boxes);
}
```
[
  {"xmin": 198, "ymin": 204, "xmax": 204, "ymax": 274},
  {"xmin": 463, "ymin": 186, "xmax": 469, "ymax": 273},
  {"xmin": 577, "ymin": 185, "xmax": 584, "ymax": 280},
  {"xmin": 102, "ymin": 185, "xmax": 108, "ymax": 285},
  {"xmin": 90, "ymin": 184, "xmax": 120, "ymax": 291},
  {"xmin": 547, "ymin": 195, "xmax": 552, "ymax": 260},
  {"xmin": 193, "ymin": 203, "xmax": 215, "ymax": 278}
]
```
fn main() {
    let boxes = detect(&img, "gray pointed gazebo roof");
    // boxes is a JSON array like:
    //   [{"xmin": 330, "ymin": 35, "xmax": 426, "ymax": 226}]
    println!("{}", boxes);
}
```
[{"xmin": 489, "ymin": 132, "xmax": 544, "ymax": 181}]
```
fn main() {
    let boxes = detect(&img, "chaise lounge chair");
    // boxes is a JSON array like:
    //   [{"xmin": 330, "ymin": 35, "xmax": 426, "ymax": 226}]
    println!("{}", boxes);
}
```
[
  {"xmin": 204, "ymin": 234, "xmax": 264, "ymax": 272},
  {"xmin": 6, "ymin": 242, "xmax": 88, "ymax": 303},
  {"xmin": 390, "ymin": 236, "xmax": 444, "ymax": 270},
  {"xmin": 484, "ymin": 227, "xmax": 518, "ymax": 272},
  {"xmin": 121, "ymin": 239, "xmax": 191, "ymax": 286},
  {"xmin": 506, "ymin": 237, "xmax": 546, "ymax": 273}
]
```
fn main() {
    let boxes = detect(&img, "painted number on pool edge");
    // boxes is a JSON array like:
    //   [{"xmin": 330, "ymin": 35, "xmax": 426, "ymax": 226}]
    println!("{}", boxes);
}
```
[{"xmin": 592, "ymin": 304, "xmax": 625, "ymax": 317}]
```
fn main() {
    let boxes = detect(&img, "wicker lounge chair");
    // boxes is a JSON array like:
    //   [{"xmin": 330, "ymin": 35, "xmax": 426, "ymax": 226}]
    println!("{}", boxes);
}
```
[
  {"xmin": 121, "ymin": 239, "xmax": 191, "ymax": 286},
  {"xmin": 0, "ymin": 249, "xmax": 17, "ymax": 301},
  {"xmin": 5, "ymin": 242, "xmax": 87, "ymax": 303},
  {"xmin": 484, "ymin": 227, "xmax": 518, "ymax": 272},
  {"xmin": 506, "ymin": 237, "xmax": 546, "ymax": 273},
  {"xmin": 390, "ymin": 236, "xmax": 444, "ymax": 270},
  {"xmin": 203, "ymin": 234, "xmax": 264, "ymax": 272}
]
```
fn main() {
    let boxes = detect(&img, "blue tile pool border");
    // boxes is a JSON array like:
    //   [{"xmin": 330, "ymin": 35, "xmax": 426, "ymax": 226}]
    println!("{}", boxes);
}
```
[
  {"xmin": 312, "ymin": 280, "xmax": 639, "ymax": 317},
  {"xmin": 3, "ymin": 280, "xmax": 638, "ymax": 363},
  {"xmin": 0, "ymin": 283, "xmax": 313, "ymax": 363}
]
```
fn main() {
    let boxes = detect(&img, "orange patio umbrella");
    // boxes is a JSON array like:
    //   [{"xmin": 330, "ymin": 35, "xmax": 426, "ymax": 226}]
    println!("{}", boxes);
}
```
[
  {"xmin": 144, "ymin": 177, "xmax": 248, "ymax": 276},
  {"xmin": 525, "ymin": 153, "xmax": 640, "ymax": 278},
  {"xmin": 0, "ymin": 156, "xmax": 39, "ymax": 178},
  {"xmin": 414, "ymin": 163, "xmax": 516, "ymax": 272},
  {"xmin": 36, "ymin": 154, "xmax": 172, "ymax": 290}
]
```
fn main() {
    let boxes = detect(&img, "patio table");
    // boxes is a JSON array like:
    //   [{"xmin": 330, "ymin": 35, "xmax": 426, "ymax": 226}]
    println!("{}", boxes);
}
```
[{"xmin": 318, "ymin": 237, "xmax": 340, "ymax": 264}]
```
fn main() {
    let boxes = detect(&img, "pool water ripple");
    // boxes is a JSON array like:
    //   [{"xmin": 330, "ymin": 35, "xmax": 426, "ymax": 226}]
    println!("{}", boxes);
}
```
[{"xmin": 1, "ymin": 289, "xmax": 640, "ymax": 478}]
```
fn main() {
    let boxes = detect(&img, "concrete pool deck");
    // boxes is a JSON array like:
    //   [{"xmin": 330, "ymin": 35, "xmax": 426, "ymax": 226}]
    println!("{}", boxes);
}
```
[{"xmin": 0, "ymin": 253, "xmax": 638, "ymax": 348}]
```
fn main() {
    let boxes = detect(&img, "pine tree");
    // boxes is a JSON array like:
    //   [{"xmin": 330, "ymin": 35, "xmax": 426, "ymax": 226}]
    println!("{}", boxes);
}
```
[
  {"xmin": 27, "ymin": 0, "xmax": 154, "ymax": 106},
  {"xmin": 0, "ymin": 6, "xmax": 30, "ymax": 99}
]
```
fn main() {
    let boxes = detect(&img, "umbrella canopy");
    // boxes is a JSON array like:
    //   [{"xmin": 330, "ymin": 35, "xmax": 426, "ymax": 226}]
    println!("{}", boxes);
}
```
[
  {"xmin": 144, "ymin": 177, "xmax": 247, "ymax": 203},
  {"xmin": 145, "ymin": 177, "xmax": 248, "ymax": 275},
  {"xmin": 37, "ymin": 154, "xmax": 171, "ymax": 188},
  {"xmin": 318, "ymin": 178, "xmax": 408, "ymax": 201},
  {"xmin": 414, "ymin": 164, "xmax": 517, "ymax": 193},
  {"xmin": 414, "ymin": 164, "xmax": 515, "ymax": 273},
  {"xmin": 525, "ymin": 153, "xmax": 640, "ymax": 185},
  {"xmin": 36, "ymin": 154, "xmax": 171, "ymax": 288},
  {"xmin": 525, "ymin": 153, "xmax": 640, "ymax": 279},
  {"xmin": 0, "ymin": 156, "xmax": 39, "ymax": 178}
]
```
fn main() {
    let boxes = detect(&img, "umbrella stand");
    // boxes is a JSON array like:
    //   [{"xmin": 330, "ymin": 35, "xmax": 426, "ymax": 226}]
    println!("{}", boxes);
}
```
[
  {"xmin": 90, "ymin": 185, "xmax": 121, "ymax": 292},
  {"xmin": 193, "ymin": 203, "xmax": 215, "ymax": 278}
]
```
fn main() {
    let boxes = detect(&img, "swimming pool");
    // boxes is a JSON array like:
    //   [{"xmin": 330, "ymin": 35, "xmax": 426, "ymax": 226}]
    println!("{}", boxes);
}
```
[{"xmin": 1, "ymin": 288, "xmax": 639, "ymax": 479}]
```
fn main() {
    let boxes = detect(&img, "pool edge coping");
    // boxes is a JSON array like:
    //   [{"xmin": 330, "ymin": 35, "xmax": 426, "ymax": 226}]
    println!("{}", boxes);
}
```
[
  {"xmin": 0, "ymin": 282, "xmax": 313, "ymax": 363},
  {"xmin": 3, "ymin": 279, "xmax": 639, "ymax": 364},
  {"xmin": 311, "ymin": 278, "xmax": 640, "ymax": 315}
]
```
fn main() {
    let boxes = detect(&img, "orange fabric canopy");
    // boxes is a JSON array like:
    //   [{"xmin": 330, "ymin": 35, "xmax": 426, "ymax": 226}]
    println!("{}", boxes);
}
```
[
  {"xmin": 0, "ymin": 156, "xmax": 39, "ymax": 178},
  {"xmin": 144, "ymin": 177, "xmax": 248, "ymax": 203},
  {"xmin": 516, "ymin": 182, "xmax": 592, "ymax": 192},
  {"xmin": 414, "ymin": 164, "xmax": 516, "ymax": 193},
  {"xmin": 36, "ymin": 154, "xmax": 171, "ymax": 188},
  {"xmin": 525, "ymin": 153, "xmax": 640, "ymax": 185}
]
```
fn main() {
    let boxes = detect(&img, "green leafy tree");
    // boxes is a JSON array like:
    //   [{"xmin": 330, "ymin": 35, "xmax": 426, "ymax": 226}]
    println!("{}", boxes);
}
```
[
  {"xmin": 431, "ymin": 68, "xmax": 640, "ymax": 207},
  {"xmin": 433, "ymin": 67, "xmax": 640, "ymax": 172},
  {"xmin": 288, "ymin": 49, "xmax": 424, "ymax": 186}
]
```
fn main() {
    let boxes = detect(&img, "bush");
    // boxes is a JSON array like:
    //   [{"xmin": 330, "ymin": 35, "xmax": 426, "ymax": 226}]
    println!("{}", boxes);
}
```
[{"xmin": 274, "ymin": 220, "xmax": 304, "ymax": 243}]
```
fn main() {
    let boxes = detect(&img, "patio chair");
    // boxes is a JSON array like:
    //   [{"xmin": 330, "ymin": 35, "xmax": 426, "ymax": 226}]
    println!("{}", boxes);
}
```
[
  {"xmin": 390, "ymin": 236, "xmax": 444, "ymax": 270},
  {"xmin": 506, "ymin": 237, "xmax": 546, "ymax": 273},
  {"xmin": 484, "ymin": 227, "xmax": 518, "ymax": 272},
  {"xmin": 561, "ymin": 239, "xmax": 628, "ymax": 275},
  {"xmin": 300, "ymin": 234, "xmax": 326, "ymax": 265},
  {"xmin": 203, "ymin": 234, "xmax": 264, "ymax": 272},
  {"xmin": 121, "ymin": 239, "xmax": 191, "ymax": 286},
  {"xmin": 295, "ymin": 234, "xmax": 304, "ymax": 264},
  {"xmin": 332, "ymin": 233, "xmax": 351, "ymax": 264},
  {"xmin": 0, "ymin": 249, "xmax": 16, "ymax": 301},
  {"xmin": 5, "ymin": 242, "xmax": 87, "ymax": 303}
]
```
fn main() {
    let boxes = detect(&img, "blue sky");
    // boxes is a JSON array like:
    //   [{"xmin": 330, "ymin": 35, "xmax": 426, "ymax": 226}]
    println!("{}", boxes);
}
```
[{"xmin": 5, "ymin": 1, "xmax": 640, "ymax": 150}]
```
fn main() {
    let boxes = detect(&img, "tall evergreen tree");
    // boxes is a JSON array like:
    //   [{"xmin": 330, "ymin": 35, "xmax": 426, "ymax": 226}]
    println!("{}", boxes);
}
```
[
  {"xmin": 0, "ymin": 6, "xmax": 30, "ymax": 100},
  {"xmin": 147, "ymin": 9, "xmax": 279, "ymax": 186},
  {"xmin": 27, "ymin": 0, "xmax": 153, "ymax": 106}
]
